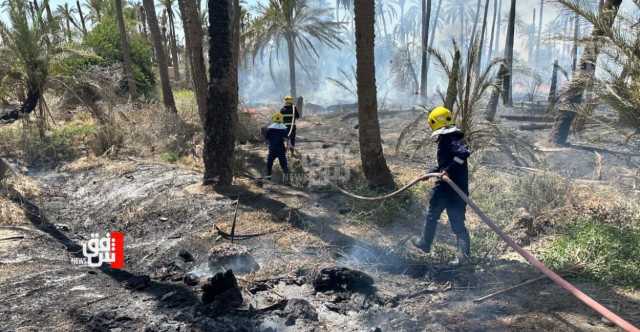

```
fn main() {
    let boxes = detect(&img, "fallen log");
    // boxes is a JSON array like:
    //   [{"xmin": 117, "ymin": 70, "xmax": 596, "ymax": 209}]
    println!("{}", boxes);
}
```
[{"xmin": 518, "ymin": 123, "xmax": 554, "ymax": 131}]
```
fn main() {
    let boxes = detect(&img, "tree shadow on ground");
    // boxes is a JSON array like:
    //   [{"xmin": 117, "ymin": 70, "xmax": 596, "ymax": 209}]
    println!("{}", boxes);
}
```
[{"xmin": 6, "ymin": 187, "xmax": 266, "ymax": 331}]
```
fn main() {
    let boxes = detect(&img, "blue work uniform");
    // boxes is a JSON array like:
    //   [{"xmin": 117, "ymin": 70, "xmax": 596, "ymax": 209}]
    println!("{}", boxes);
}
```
[
  {"xmin": 421, "ymin": 127, "xmax": 472, "ymax": 256},
  {"xmin": 265, "ymin": 123, "xmax": 289, "ymax": 177}
]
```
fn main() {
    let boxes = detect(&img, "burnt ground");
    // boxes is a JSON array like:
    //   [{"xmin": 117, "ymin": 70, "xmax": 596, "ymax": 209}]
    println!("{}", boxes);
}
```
[{"xmin": 1, "ymin": 107, "xmax": 639, "ymax": 331}]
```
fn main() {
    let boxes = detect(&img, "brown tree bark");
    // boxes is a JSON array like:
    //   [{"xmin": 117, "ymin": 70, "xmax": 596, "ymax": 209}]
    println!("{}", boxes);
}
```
[
  {"xmin": 419, "ymin": 0, "xmax": 431, "ymax": 98},
  {"xmin": 354, "ymin": 0, "xmax": 394, "ymax": 189},
  {"xmin": 204, "ymin": 0, "xmax": 236, "ymax": 186},
  {"xmin": 549, "ymin": 0, "xmax": 623, "ymax": 145},
  {"xmin": 143, "ymin": 0, "xmax": 177, "ymax": 112},
  {"xmin": 503, "ymin": 0, "xmax": 516, "ymax": 106},
  {"xmin": 178, "ymin": 0, "xmax": 207, "ymax": 123},
  {"xmin": 286, "ymin": 33, "xmax": 297, "ymax": 97},
  {"xmin": 114, "ymin": 0, "xmax": 138, "ymax": 98}
]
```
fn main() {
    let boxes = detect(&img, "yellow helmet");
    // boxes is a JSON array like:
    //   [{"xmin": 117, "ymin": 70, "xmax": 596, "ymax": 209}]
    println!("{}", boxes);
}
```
[
  {"xmin": 427, "ymin": 106, "xmax": 454, "ymax": 131},
  {"xmin": 271, "ymin": 112, "xmax": 284, "ymax": 123},
  {"xmin": 284, "ymin": 96, "xmax": 295, "ymax": 105}
]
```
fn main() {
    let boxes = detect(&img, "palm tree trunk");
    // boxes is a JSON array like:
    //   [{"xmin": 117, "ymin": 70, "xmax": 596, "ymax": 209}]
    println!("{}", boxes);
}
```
[
  {"xmin": 166, "ymin": 8, "xmax": 181, "ymax": 81},
  {"xmin": 115, "ymin": 0, "xmax": 138, "ymax": 98},
  {"xmin": 178, "ymin": 0, "xmax": 206, "ymax": 124},
  {"xmin": 549, "ymin": 0, "xmax": 622, "ymax": 145},
  {"xmin": 494, "ymin": 0, "xmax": 502, "ymax": 55},
  {"xmin": 139, "ymin": 5, "xmax": 148, "ymax": 38},
  {"xmin": 476, "ymin": 0, "xmax": 490, "ymax": 75},
  {"xmin": 285, "ymin": 33, "xmax": 297, "ymax": 97},
  {"xmin": 547, "ymin": 59, "xmax": 559, "ymax": 111},
  {"xmin": 487, "ymin": 0, "xmax": 497, "ymax": 65},
  {"xmin": 424, "ymin": 0, "xmax": 441, "ymax": 87},
  {"xmin": 205, "ymin": 0, "xmax": 236, "ymax": 186},
  {"xmin": 76, "ymin": 0, "xmax": 87, "ymax": 36},
  {"xmin": 353, "ymin": 0, "xmax": 394, "ymax": 189},
  {"xmin": 571, "ymin": 14, "xmax": 579, "ymax": 72},
  {"xmin": 528, "ymin": 9, "xmax": 536, "ymax": 63},
  {"xmin": 420, "ymin": 0, "xmax": 431, "ymax": 98},
  {"xmin": 535, "ymin": 0, "xmax": 543, "ymax": 66},
  {"xmin": 143, "ymin": 0, "xmax": 177, "ymax": 112},
  {"xmin": 503, "ymin": 0, "xmax": 516, "ymax": 106}
]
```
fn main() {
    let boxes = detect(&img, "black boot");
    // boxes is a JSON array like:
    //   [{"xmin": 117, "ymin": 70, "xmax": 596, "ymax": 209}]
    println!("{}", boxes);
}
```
[
  {"xmin": 412, "ymin": 221, "xmax": 437, "ymax": 253},
  {"xmin": 451, "ymin": 233, "xmax": 471, "ymax": 265}
]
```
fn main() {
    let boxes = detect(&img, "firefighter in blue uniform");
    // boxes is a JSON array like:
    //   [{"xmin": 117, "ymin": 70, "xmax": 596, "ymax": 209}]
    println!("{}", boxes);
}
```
[
  {"xmin": 412, "ymin": 106, "xmax": 472, "ymax": 264},
  {"xmin": 265, "ymin": 112, "xmax": 290, "ymax": 184}
]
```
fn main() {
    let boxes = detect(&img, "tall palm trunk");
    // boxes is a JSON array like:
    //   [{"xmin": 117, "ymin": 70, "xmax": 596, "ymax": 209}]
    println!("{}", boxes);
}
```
[
  {"xmin": 476, "ymin": 0, "xmax": 490, "ymax": 75},
  {"xmin": 528, "ymin": 9, "xmax": 536, "ymax": 63},
  {"xmin": 178, "ymin": 0, "xmax": 206, "ymax": 123},
  {"xmin": 503, "ymin": 0, "xmax": 516, "ymax": 106},
  {"xmin": 143, "ymin": 0, "xmax": 177, "ymax": 112},
  {"xmin": 419, "ymin": 0, "xmax": 431, "ymax": 98},
  {"xmin": 424, "ymin": 0, "xmax": 442, "ymax": 88},
  {"xmin": 571, "ymin": 14, "xmax": 579, "ymax": 72},
  {"xmin": 139, "ymin": 5, "xmax": 148, "ymax": 38},
  {"xmin": 65, "ymin": 14, "xmax": 72, "ymax": 42},
  {"xmin": 285, "ymin": 33, "xmax": 297, "ymax": 97},
  {"xmin": 115, "ymin": 0, "xmax": 138, "ymax": 97},
  {"xmin": 487, "ymin": 0, "xmax": 498, "ymax": 64},
  {"xmin": 547, "ymin": 59, "xmax": 559, "ymax": 111},
  {"xmin": 354, "ymin": 0, "xmax": 394, "ymax": 189},
  {"xmin": 549, "ymin": 0, "xmax": 622, "ymax": 145},
  {"xmin": 76, "ymin": 0, "xmax": 87, "ymax": 36},
  {"xmin": 166, "ymin": 7, "xmax": 180, "ymax": 81},
  {"xmin": 494, "ymin": 0, "xmax": 502, "ymax": 55},
  {"xmin": 535, "ymin": 0, "xmax": 543, "ymax": 66},
  {"xmin": 205, "ymin": 0, "xmax": 236, "ymax": 186}
]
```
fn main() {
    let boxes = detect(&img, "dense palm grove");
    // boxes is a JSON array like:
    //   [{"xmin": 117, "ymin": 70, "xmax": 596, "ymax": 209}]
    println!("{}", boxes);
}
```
[
  {"xmin": 0, "ymin": 0, "xmax": 638, "ymax": 185},
  {"xmin": 1, "ymin": 0, "xmax": 640, "ymax": 331}
]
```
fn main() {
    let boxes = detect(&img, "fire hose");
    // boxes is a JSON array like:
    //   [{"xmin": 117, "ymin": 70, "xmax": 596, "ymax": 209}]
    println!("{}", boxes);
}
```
[{"xmin": 335, "ymin": 173, "xmax": 640, "ymax": 332}]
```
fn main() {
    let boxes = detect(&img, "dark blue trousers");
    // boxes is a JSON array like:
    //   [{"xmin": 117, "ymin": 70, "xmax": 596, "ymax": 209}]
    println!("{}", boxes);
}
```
[
  {"xmin": 267, "ymin": 150, "xmax": 288, "ymax": 176},
  {"xmin": 421, "ymin": 185, "xmax": 470, "ymax": 255}
]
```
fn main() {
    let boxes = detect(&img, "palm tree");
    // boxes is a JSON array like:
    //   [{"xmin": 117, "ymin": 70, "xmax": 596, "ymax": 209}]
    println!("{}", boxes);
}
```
[
  {"xmin": 441, "ymin": 0, "xmax": 475, "ymax": 48},
  {"xmin": 205, "ymin": 0, "xmax": 237, "ymax": 186},
  {"xmin": 0, "ymin": 0, "xmax": 51, "ymax": 136},
  {"xmin": 503, "ymin": 0, "xmax": 516, "ymax": 106},
  {"xmin": 76, "ymin": 0, "xmax": 88, "ymax": 36},
  {"xmin": 160, "ymin": 0, "xmax": 180, "ymax": 81},
  {"xmin": 249, "ymin": 0, "xmax": 344, "ymax": 97},
  {"xmin": 549, "ymin": 0, "xmax": 623, "ymax": 145},
  {"xmin": 143, "ymin": 0, "xmax": 177, "ymax": 112},
  {"xmin": 423, "ymin": 0, "xmax": 442, "ymax": 93},
  {"xmin": 84, "ymin": 0, "xmax": 106, "ymax": 24},
  {"xmin": 114, "ymin": 0, "xmax": 137, "ymax": 97},
  {"xmin": 353, "ymin": 0, "xmax": 394, "ymax": 189},
  {"xmin": 535, "ymin": 0, "xmax": 543, "ymax": 66},
  {"xmin": 375, "ymin": 0, "xmax": 397, "ymax": 39},
  {"xmin": 419, "ymin": 0, "xmax": 431, "ymax": 98},
  {"xmin": 178, "ymin": 0, "xmax": 206, "ymax": 123},
  {"xmin": 487, "ymin": 0, "xmax": 498, "ymax": 64},
  {"xmin": 56, "ymin": 3, "xmax": 78, "ymax": 43},
  {"xmin": 476, "ymin": 0, "xmax": 490, "ymax": 75}
]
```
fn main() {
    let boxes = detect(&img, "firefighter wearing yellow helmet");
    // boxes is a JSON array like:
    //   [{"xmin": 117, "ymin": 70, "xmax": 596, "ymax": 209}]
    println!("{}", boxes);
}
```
[
  {"xmin": 280, "ymin": 96, "xmax": 301, "ymax": 153},
  {"xmin": 413, "ymin": 106, "xmax": 472, "ymax": 264},
  {"xmin": 264, "ymin": 112, "xmax": 290, "ymax": 184}
]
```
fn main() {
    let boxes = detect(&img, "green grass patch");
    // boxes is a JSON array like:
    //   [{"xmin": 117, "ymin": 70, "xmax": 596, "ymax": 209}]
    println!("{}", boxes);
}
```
[
  {"xmin": 542, "ymin": 219, "xmax": 640, "ymax": 288},
  {"xmin": 160, "ymin": 151, "xmax": 180, "ymax": 163}
]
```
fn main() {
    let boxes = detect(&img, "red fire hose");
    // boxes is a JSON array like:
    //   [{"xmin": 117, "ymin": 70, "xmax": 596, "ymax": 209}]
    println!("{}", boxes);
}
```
[{"xmin": 336, "ymin": 174, "xmax": 640, "ymax": 332}]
